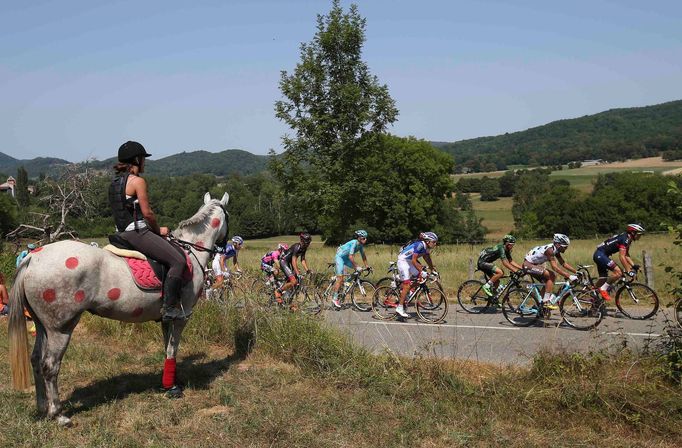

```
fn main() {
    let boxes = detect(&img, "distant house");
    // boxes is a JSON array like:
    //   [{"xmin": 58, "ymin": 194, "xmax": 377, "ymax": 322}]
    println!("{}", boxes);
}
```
[
  {"xmin": 0, "ymin": 176, "xmax": 16, "ymax": 197},
  {"xmin": 582, "ymin": 159, "xmax": 605, "ymax": 166}
]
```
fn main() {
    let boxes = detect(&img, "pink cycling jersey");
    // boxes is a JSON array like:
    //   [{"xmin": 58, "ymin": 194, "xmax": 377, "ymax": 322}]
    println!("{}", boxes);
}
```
[{"xmin": 261, "ymin": 250, "xmax": 282, "ymax": 265}]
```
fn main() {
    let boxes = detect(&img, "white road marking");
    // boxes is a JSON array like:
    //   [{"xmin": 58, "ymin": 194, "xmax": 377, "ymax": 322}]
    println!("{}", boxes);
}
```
[{"xmin": 361, "ymin": 321, "xmax": 520, "ymax": 331}]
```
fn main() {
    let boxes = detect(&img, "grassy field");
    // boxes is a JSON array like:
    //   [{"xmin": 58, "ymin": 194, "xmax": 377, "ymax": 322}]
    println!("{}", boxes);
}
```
[{"xmin": 1, "ymin": 304, "xmax": 680, "ymax": 447}]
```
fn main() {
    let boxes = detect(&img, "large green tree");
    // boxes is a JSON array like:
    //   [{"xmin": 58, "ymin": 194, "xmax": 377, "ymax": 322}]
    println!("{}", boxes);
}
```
[
  {"xmin": 16, "ymin": 166, "xmax": 29, "ymax": 207},
  {"xmin": 273, "ymin": 1, "xmax": 398, "ymax": 242}
]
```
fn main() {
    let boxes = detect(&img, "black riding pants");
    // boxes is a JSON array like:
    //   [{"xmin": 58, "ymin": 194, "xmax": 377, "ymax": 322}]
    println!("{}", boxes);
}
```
[{"xmin": 119, "ymin": 228, "xmax": 186, "ymax": 280}]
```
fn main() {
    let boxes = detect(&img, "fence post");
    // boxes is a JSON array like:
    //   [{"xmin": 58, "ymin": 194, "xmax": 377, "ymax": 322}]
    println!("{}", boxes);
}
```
[
  {"xmin": 642, "ymin": 250, "xmax": 654, "ymax": 289},
  {"xmin": 468, "ymin": 257, "xmax": 474, "ymax": 280}
]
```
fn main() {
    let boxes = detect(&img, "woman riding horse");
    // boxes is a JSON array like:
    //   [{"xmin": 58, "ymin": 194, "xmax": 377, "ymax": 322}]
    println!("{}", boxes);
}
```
[{"xmin": 110, "ymin": 141, "xmax": 186, "ymax": 321}]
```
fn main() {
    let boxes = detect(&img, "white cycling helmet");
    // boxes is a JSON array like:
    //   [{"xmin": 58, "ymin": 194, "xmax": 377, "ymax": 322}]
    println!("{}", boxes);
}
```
[
  {"xmin": 626, "ymin": 223, "xmax": 645, "ymax": 235},
  {"xmin": 231, "ymin": 236, "xmax": 244, "ymax": 245},
  {"xmin": 419, "ymin": 231, "xmax": 439, "ymax": 242},
  {"xmin": 553, "ymin": 233, "xmax": 570, "ymax": 246}
]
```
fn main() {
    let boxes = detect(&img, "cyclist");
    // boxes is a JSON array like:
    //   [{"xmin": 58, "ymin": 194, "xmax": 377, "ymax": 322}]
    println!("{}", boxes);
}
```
[
  {"xmin": 331, "ymin": 230, "xmax": 370, "ymax": 309},
  {"xmin": 276, "ymin": 232, "xmax": 312, "ymax": 301},
  {"xmin": 522, "ymin": 233, "xmax": 578, "ymax": 309},
  {"xmin": 261, "ymin": 243, "xmax": 288, "ymax": 285},
  {"xmin": 211, "ymin": 236, "xmax": 243, "ymax": 290},
  {"xmin": 593, "ymin": 224, "xmax": 645, "ymax": 301},
  {"xmin": 395, "ymin": 231, "xmax": 439, "ymax": 319},
  {"xmin": 477, "ymin": 234, "xmax": 523, "ymax": 297}
]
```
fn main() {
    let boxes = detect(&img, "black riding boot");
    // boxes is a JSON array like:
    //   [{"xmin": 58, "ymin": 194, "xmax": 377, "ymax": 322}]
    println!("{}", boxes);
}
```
[{"xmin": 162, "ymin": 276, "xmax": 184, "ymax": 321}]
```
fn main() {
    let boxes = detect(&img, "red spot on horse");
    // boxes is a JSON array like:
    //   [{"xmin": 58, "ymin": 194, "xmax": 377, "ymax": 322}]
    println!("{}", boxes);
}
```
[
  {"xmin": 195, "ymin": 240, "xmax": 204, "ymax": 249},
  {"xmin": 211, "ymin": 218, "xmax": 220, "ymax": 228},
  {"xmin": 74, "ymin": 290, "xmax": 85, "ymax": 303},
  {"xmin": 65, "ymin": 257, "xmax": 79, "ymax": 269},
  {"xmin": 42, "ymin": 289, "xmax": 56, "ymax": 303},
  {"xmin": 107, "ymin": 288, "xmax": 121, "ymax": 301},
  {"xmin": 132, "ymin": 307, "xmax": 143, "ymax": 317},
  {"xmin": 33, "ymin": 247, "xmax": 43, "ymax": 253}
]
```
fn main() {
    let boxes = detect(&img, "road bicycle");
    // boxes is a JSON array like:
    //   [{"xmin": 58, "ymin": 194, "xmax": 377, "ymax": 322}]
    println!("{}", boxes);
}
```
[
  {"xmin": 603, "ymin": 266, "xmax": 659, "ymax": 320},
  {"xmin": 457, "ymin": 268, "xmax": 529, "ymax": 313},
  {"xmin": 262, "ymin": 272, "xmax": 323, "ymax": 315},
  {"xmin": 319, "ymin": 266, "xmax": 376, "ymax": 311},
  {"xmin": 502, "ymin": 265, "xmax": 606, "ymax": 330},
  {"xmin": 204, "ymin": 269, "xmax": 247, "ymax": 308},
  {"xmin": 372, "ymin": 271, "xmax": 448, "ymax": 323}
]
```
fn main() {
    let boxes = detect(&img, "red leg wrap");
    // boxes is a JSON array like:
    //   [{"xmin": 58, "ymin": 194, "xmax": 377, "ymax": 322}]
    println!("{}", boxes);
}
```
[{"xmin": 162, "ymin": 358, "xmax": 176, "ymax": 389}]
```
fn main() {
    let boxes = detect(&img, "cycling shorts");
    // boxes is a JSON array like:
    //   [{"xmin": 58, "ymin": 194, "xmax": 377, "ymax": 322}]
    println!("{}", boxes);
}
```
[
  {"xmin": 279, "ymin": 259, "xmax": 296, "ymax": 281},
  {"xmin": 212, "ymin": 257, "xmax": 230, "ymax": 277},
  {"xmin": 477, "ymin": 261, "xmax": 498, "ymax": 278},
  {"xmin": 522, "ymin": 260, "xmax": 546, "ymax": 280},
  {"xmin": 261, "ymin": 262, "xmax": 274, "ymax": 273},
  {"xmin": 593, "ymin": 250, "xmax": 616, "ymax": 278},
  {"xmin": 397, "ymin": 259, "xmax": 419, "ymax": 282},
  {"xmin": 335, "ymin": 255, "xmax": 354, "ymax": 276}
]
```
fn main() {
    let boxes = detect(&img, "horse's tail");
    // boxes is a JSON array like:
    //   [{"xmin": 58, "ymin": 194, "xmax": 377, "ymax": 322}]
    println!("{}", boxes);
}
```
[{"xmin": 9, "ymin": 259, "xmax": 31, "ymax": 390}]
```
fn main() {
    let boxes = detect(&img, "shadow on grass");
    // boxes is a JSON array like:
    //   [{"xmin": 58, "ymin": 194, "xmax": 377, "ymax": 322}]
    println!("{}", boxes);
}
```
[{"xmin": 64, "ymin": 350, "xmax": 246, "ymax": 417}]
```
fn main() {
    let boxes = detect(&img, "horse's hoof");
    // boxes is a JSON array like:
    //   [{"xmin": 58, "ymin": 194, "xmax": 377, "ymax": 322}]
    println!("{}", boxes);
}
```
[
  {"xmin": 164, "ymin": 385, "xmax": 184, "ymax": 399},
  {"xmin": 56, "ymin": 415, "xmax": 73, "ymax": 427}
]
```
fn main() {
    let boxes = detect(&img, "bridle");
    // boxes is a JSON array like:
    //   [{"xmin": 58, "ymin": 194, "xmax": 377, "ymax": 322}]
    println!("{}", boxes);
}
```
[{"xmin": 168, "ymin": 202, "xmax": 230, "ymax": 279}]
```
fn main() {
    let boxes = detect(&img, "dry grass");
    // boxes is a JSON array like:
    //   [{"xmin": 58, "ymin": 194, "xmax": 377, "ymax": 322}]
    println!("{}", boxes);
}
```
[{"xmin": 0, "ymin": 305, "xmax": 680, "ymax": 447}]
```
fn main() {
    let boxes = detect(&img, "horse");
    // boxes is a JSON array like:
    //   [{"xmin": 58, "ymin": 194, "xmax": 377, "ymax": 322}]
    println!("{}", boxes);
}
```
[{"xmin": 9, "ymin": 192, "xmax": 230, "ymax": 426}]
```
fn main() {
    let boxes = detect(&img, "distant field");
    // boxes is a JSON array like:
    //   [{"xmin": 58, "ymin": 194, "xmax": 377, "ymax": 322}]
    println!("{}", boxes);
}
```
[{"xmin": 457, "ymin": 157, "xmax": 682, "ymax": 231}]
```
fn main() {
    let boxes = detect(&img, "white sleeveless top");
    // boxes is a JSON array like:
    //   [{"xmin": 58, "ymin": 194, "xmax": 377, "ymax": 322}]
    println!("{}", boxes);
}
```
[
  {"xmin": 524, "ymin": 244, "xmax": 555, "ymax": 264},
  {"xmin": 123, "ymin": 195, "xmax": 147, "ymax": 231}
]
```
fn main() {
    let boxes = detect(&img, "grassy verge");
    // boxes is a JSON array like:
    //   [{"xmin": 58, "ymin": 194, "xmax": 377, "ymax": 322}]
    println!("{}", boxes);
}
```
[{"xmin": 1, "ymin": 302, "xmax": 680, "ymax": 447}]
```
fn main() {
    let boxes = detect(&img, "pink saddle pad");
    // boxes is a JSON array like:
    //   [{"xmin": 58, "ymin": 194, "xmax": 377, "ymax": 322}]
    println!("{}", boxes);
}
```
[{"xmin": 125, "ymin": 252, "xmax": 194, "ymax": 291}]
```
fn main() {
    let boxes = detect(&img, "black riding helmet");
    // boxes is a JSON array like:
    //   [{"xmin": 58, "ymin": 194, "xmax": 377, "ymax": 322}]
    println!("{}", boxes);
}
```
[{"xmin": 118, "ymin": 141, "xmax": 152, "ymax": 163}]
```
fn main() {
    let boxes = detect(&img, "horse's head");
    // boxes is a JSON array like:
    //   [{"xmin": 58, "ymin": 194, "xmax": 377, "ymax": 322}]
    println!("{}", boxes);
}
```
[{"xmin": 203, "ymin": 192, "xmax": 230, "ymax": 247}]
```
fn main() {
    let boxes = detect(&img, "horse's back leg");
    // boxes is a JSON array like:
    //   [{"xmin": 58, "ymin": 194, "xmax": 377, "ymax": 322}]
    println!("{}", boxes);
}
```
[
  {"xmin": 30, "ymin": 321, "xmax": 48, "ymax": 416},
  {"xmin": 41, "ymin": 329, "xmax": 75, "ymax": 426}
]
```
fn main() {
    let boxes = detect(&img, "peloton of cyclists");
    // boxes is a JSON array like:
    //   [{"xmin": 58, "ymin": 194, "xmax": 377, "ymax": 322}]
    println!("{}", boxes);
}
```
[
  {"xmin": 477, "ymin": 234, "xmax": 523, "ymax": 297},
  {"xmin": 592, "ymin": 223, "xmax": 645, "ymax": 301},
  {"xmin": 276, "ymin": 232, "xmax": 312, "ymax": 302},
  {"xmin": 395, "ymin": 232, "xmax": 439, "ymax": 318},
  {"xmin": 522, "ymin": 233, "xmax": 578, "ymax": 309},
  {"xmin": 211, "ymin": 236, "xmax": 243, "ymax": 290},
  {"xmin": 331, "ymin": 230, "xmax": 370, "ymax": 309}
]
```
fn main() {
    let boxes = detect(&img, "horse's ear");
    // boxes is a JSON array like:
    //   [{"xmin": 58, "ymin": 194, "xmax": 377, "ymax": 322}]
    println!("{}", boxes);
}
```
[
  {"xmin": 203, "ymin": 192, "xmax": 211, "ymax": 204},
  {"xmin": 220, "ymin": 192, "xmax": 229, "ymax": 206}
]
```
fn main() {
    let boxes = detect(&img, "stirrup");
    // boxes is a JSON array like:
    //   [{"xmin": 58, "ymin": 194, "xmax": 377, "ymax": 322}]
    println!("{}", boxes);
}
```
[{"xmin": 162, "ymin": 306, "xmax": 187, "ymax": 321}]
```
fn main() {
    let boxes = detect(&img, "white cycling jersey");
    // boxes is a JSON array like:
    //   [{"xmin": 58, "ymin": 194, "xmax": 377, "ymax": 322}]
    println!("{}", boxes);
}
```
[{"xmin": 524, "ymin": 244, "xmax": 556, "ymax": 265}]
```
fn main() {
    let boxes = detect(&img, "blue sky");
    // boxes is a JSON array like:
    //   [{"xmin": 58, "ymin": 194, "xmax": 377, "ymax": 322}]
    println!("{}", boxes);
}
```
[{"xmin": 1, "ymin": 0, "xmax": 681, "ymax": 162}]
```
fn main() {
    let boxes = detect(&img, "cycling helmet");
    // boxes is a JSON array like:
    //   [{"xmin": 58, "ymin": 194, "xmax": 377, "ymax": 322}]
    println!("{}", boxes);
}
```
[
  {"xmin": 231, "ymin": 236, "xmax": 244, "ymax": 245},
  {"xmin": 118, "ymin": 141, "xmax": 152, "ymax": 163},
  {"xmin": 300, "ymin": 232, "xmax": 312, "ymax": 244},
  {"xmin": 553, "ymin": 233, "xmax": 570, "ymax": 246},
  {"xmin": 354, "ymin": 229, "xmax": 368, "ymax": 239},
  {"xmin": 27, "ymin": 243, "xmax": 37, "ymax": 250},
  {"xmin": 502, "ymin": 234, "xmax": 516, "ymax": 244},
  {"xmin": 626, "ymin": 223, "xmax": 645, "ymax": 235},
  {"xmin": 277, "ymin": 243, "xmax": 289, "ymax": 251},
  {"xmin": 419, "ymin": 231, "xmax": 439, "ymax": 242}
]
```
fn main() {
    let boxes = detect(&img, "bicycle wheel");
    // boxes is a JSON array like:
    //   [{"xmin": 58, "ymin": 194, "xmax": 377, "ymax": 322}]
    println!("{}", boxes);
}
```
[
  {"xmin": 415, "ymin": 287, "xmax": 448, "ymax": 323},
  {"xmin": 502, "ymin": 287, "xmax": 541, "ymax": 327},
  {"xmin": 456, "ymin": 280, "xmax": 490, "ymax": 314},
  {"xmin": 372, "ymin": 286, "xmax": 399, "ymax": 320},
  {"xmin": 290, "ymin": 288, "xmax": 322, "ymax": 315},
  {"xmin": 351, "ymin": 280, "xmax": 376, "ymax": 312},
  {"xmin": 560, "ymin": 290, "xmax": 605, "ymax": 330},
  {"xmin": 225, "ymin": 283, "xmax": 248, "ymax": 309},
  {"xmin": 615, "ymin": 282, "xmax": 659, "ymax": 320},
  {"xmin": 675, "ymin": 298, "xmax": 682, "ymax": 328},
  {"xmin": 374, "ymin": 276, "xmax": 398, "ymax": 290}
]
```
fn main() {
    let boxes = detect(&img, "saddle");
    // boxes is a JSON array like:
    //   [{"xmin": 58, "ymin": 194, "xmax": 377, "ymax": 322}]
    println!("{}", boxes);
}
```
[{"xmin": 105, "ymin": 234, "xmax": 193, "ymax": 291}]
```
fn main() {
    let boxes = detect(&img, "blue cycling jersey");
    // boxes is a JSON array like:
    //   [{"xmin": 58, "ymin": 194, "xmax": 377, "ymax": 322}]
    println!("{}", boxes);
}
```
[
  {"xmin": 336, "ymin": 239, "xmax": 364, "ymax": 258},
  {"xmin": 398, "ymin": 241, "xmax": 428, "ymax": 261},
  {"xmin": 596, "ymin": 232, "xmax": 632, "ymax": 257},
  {"xmin": 219, "ymin": 243, "xmax": 238, "ymax": 260}
]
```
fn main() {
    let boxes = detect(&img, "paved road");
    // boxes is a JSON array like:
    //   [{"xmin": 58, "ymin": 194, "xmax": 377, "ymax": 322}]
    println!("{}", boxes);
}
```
[{"xmin": 322, "ymin": 303, "xmax": 675, "ymax": 365}]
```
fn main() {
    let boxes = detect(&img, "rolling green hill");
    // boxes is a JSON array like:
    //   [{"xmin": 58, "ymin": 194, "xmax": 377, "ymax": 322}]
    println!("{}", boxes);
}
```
[
  {"xmin": 434, "ymin": 100, "xmax": 682, "ymax": 172},
  {"xmin": 0, "ymin": 153, "xmax": 70, "ymax": 178}
]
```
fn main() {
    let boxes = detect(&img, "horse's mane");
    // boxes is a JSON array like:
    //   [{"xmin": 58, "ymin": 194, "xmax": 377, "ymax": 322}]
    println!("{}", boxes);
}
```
[{"xmin": 177, "ymin": 200, "xmax": 222, "ymax": 232}]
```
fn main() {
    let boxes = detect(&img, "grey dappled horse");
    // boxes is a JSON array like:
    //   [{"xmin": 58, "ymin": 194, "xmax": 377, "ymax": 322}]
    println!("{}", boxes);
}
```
[{"xmin": 9, "ymin": 192, "xmax": 229, "ymax": 426}]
